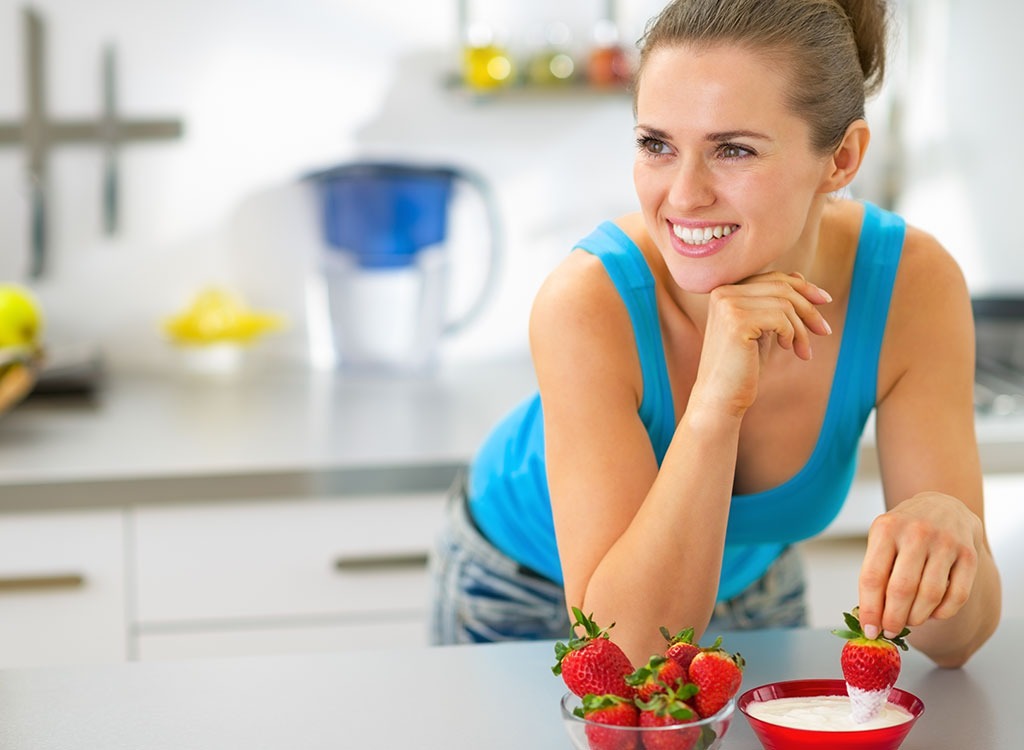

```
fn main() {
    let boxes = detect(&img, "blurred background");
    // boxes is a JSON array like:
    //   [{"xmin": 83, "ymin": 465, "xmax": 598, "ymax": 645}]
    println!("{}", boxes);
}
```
[
  {"xmin": 0, "ymin": 0, "xmax": 661, "ymax": 372},
  {"xmin": 0, "ymin": 0, "xmax": 1022, "ymax": 669},
  {"xmin": 1, "ymin": 0, "xmax": 1019, "ymax": 375}
]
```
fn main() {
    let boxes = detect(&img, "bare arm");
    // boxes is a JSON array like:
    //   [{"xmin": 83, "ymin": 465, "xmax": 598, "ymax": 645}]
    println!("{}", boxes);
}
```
[
  {"xmin": 863, "ymin": 228, "xmax": 1001, "ymax": 667},
  {"xmin": 534, "ymin": 238, "xmax": 831, "ymax": 665}
]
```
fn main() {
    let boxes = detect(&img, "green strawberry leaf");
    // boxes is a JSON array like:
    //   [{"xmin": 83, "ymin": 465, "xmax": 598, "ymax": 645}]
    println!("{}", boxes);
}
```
[
  {"xmin": 552, "ymin": 641, "xmax": 568, "ymax": 675},
  {"xmin": 677, "ymin": 682, "xmax": 699, "ymax": 700},
  {"xmin": 667, "ymin": 703, "xmax": 695, "ymax": 721},
  {"xmin": 831, "ymin": 628, "xmax": 860, "ymax": 640},
  {"xmin": 696, "ymin": 725, "xmax": 718, "ymax": 750},
  {"xmin": 660, "ymin": 625, "xmax": 696, "ymax": 645}
]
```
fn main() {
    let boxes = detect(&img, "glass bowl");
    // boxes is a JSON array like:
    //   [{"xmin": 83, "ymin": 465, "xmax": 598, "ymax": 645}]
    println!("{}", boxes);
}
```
[
  {"xmin": 738, "ymin": 679, "xmax": 924, "ymax": 750},
  {"xmin": 560, "ymin": 691, "xmax": 736, "ymax": 750}
]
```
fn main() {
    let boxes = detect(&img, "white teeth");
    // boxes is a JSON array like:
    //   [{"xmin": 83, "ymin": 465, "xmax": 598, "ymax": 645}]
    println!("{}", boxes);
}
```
[{"xmin": 672, "ymin": 223, "xmax": 737, "ymax": 245}]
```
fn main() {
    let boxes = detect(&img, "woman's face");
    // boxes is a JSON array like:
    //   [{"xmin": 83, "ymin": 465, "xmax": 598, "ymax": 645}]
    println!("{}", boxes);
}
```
[{"xmin": 633, "ymin": 43, "xmax": 833, "ymax": 294}]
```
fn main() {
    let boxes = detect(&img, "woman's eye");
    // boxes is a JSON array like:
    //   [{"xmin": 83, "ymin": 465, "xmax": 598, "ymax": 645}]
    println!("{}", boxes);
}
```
[
  {"xmin": 719, "ymin": 143, "xmax": 754, "ymax": 159},
  {"xmin": 636, "ymin": 136, "xmax": 670, "ymax": 156}
]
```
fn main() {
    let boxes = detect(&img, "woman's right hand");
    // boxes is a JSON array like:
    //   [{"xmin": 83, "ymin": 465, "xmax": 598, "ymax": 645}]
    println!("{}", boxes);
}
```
[{"xmin": 689, "ymin": 271, "xmax": 833, "ymax": 418}]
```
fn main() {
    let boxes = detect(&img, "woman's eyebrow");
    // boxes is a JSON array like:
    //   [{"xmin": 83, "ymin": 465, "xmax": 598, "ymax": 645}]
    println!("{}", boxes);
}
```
[
  {"xmin": 706, "ymin": 129, "xmax": 771, "ymax": 142},
  {"xmin": 634, "ymin": 124, "xmax": 671, "ymax": 139},
  {"xmin": 636, "ymin": 124, "xmax": 771, "ymax": 143}
]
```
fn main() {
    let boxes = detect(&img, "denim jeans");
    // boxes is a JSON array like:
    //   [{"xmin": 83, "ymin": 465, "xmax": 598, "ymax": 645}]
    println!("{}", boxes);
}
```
[{"xmin": 427, "ymin": 471, "xmax": 808, "ymax": 645}]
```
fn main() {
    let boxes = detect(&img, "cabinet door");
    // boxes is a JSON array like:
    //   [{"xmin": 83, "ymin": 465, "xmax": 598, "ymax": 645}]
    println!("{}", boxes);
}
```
[
  {"xmin": 133, "ymin": 493, "xmax": 445, "ymax": 652},
  {"xmin": 0, "ymin": 509, "xmax": 127, "ymax": 667}
]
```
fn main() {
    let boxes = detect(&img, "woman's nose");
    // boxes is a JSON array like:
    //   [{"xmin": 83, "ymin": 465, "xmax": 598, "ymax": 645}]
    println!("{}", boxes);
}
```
[{"xmin": 668, "ymin": 156, "xmax": 715, "ymax": 209}]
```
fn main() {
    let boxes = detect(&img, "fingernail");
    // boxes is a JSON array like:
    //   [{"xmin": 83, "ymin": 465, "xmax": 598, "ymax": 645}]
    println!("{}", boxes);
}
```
[
  {"xmin": 864, "ymin": 624, "xmax": 880, "ymax": 640},
  {"xmin": 883, "ymin": 630, "xmax": 898, "ymax": 640},
  {"xmin": 819, "ymin": 288, "xmax": 833, "ymax": 303},
  {"xmin": 822, "ymin": 318, "xmax": 833, "ymax": 335}
]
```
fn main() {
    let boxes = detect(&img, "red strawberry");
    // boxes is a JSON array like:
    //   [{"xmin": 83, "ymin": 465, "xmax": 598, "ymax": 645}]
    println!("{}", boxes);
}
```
[
  {"xmin": 660, "ymin": 626, "xmax": 701, "ymax": 674},
  {"xmin": 574, "ymin": 693, "xmax": 639, "ymax": 750},
  {"xmin": 832, "ymin": 608, "xmax": 910, "ymax": 722},
  {"xmin": 637, "ymin": 683, "xmax": 701, "ymax": 750},
  {"xmin": 625, "ymin": 654, "xmax": 688, "ymax": 702},
  {"xmin": 687, "ymin": 637, "xmax": 744, "ymax": 718},
  {"xmin": 553, "ymin": 607, "xmax": 635, "ymax": 699}
]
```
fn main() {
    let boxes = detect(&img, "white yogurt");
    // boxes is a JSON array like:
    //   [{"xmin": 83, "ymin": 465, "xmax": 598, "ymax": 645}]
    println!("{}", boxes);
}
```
[{"xmin": 746, "ymin": 695, "xmax": 913, "ymax": 731}]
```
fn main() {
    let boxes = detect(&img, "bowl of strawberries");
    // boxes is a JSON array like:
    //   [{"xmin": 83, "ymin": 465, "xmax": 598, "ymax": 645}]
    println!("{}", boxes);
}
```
[{"xmin": 553, "ymin": 608, "xmax": 744, "ymax": 750}]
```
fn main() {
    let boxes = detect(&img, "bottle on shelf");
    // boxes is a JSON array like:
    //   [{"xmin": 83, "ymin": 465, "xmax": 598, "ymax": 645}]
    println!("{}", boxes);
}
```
[
  {"xmin": 525, "ymin": 21, "xmax": 577, "ymax": 87},
  {"xmin": 462, "ymin": 23, "xmax": 516, "ymax": 92},
  {"xmin": 586, "ymin": 18, "xmax": 633, "ymax": 89}
]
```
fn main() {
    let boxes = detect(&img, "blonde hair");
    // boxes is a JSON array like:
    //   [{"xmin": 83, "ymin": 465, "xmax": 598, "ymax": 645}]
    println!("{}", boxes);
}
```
[{"xmin": 636, "ymin": 0, "xmax": 892, "ymax": 152}]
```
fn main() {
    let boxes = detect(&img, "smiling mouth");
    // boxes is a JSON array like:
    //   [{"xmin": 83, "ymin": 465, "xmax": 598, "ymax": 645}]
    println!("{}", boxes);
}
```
[{"xmin": 672, "ymin": 223, "xmax": 739, "ymax": 246}]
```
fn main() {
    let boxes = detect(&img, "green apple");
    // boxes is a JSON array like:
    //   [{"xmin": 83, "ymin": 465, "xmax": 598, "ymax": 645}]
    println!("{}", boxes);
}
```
[{"xmin": 0, "ymin": 283, "xmax": 44, "ymax": 349}]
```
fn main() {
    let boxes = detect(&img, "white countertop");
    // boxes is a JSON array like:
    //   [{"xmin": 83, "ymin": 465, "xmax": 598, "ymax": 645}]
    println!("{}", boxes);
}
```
[
  {"xmin": 0, "ymin": 622, "xmax": 1018, "ymax": 749},
  {"xmin": 1, "ymin": 356, "xmax": 1022, "ymax": 512},
  {"xmin": 0, "ymin": 358, "xmax": 539, "ymax": 508}
]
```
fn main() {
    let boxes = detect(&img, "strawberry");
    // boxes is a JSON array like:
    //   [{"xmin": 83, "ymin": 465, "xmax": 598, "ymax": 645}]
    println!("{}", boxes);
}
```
[
  {"xmin": 832, "ymin": 608, "xmax": 910, "ymax": 723},
  {"xmin": 637, "ymin": 683, "xmax": 701, "ymax": 750},
  {"xmin": 553, "ymin": 607, "xmax": 635, "ymax": 699},
  {"xmin": 660, "ymin": 626, "xmax": 701, "ymax": 674},
  {"xmin": 574, "ymin": 693, "xmax": 639, "ymax": 750},
  {"xmin": 687, "ymin": 637, "xmax": 744, "ymax": 718},
  {"xmin": 625, "ymin": 654, "xmax": 688, "ymax": 702}
]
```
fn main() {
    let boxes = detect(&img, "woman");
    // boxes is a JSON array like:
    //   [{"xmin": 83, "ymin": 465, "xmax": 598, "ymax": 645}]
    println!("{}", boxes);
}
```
[{"xmin": 429, "ymin": 0, "xmax": 1001, "ymax": 668}]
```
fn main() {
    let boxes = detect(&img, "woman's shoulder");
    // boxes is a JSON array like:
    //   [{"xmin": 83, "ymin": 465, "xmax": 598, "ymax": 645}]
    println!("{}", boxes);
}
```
[
  {"xmin": 531, "ymin": 216, "xmax": 643, "ymax": 336},
  {"xmin": 895, "ymin": 219, "xmax": 967, "ymax": 302},
  {"xmin": 878, "ymin": 214, "xmax": 972, "ymax": 387},
  {"xmin": 529, "ymin": 218, "xmax": 646, "ymax": 398},
  {"xmin": 535, "ymin": 213, "xmax": 651, "ymax": 306}
]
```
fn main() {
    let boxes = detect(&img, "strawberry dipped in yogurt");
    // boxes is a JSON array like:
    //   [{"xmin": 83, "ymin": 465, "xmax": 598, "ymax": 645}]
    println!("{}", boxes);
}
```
[{"xmin": 832, "ymin": 607, "xmax": 911, "ymax": 723}]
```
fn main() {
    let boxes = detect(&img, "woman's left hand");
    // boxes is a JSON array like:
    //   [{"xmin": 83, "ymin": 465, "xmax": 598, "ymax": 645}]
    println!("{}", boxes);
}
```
[{"xmin": 856, "ymin": 492, "xmax": 982, "ymax": 640}]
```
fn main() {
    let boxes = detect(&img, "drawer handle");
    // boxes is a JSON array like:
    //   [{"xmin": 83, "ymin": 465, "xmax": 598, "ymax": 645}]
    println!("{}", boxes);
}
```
[
  {"xmin": 333, "ymin": 552, "xmax": 429, "ymax": 571},
  {"xmin": 0, "ymin": 572, "xmax": 86, "ymax": 592}
]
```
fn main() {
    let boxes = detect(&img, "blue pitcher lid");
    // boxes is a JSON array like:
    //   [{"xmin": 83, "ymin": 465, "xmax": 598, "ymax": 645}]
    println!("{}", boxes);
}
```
[{"xmin": 304, "ymin": 161, "xmax": 461, "ymax": 183}]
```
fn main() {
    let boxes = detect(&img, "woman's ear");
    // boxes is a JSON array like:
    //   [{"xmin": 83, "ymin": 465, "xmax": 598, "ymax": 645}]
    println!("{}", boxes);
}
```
[{"xmin": 820, "ymin": 119, "xmax": 871, "ymax": 193}]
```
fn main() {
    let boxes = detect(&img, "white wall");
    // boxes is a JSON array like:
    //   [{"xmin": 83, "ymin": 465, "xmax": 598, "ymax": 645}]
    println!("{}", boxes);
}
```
[
  {"xmin": 893, "ymin": 0, "xmax": 1024, "ymax": 295},
  {"xmin": 2, "ymin": 0, "xmax": 1009, "ymax": 373},
  {"xmin": 1, "ymin": 0, "xmax": 671, "ymax": 371}
]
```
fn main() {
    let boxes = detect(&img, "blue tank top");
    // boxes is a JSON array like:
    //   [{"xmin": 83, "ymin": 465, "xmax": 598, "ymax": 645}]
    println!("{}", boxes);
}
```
[{"xmin": 469, "ymin": 202, "xmax": 904, "ymax": 599}]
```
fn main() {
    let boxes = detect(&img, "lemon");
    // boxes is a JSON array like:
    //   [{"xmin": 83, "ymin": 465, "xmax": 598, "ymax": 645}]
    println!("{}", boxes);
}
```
[
  {"xmin": 0, "ymin": 283, "xmax": 44, "ymax": 350},
  {"xmin": 163, "ymin": 287, "xmax": 284, "ymax": 346}
]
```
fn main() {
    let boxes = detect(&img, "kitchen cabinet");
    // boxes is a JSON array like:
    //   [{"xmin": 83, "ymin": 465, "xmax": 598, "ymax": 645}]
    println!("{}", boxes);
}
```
[
  {"xmin": 0, "ymin": 362, "xmax": 1020, "ymax": 667},
  {"xmin": 0, "ymin": 362, "xmax": 537, "ymax": 668},
  {"xmin": 132, "ymin": 492, "xmax": 446, "ymax": 660},
  {"xmin": 0, "ymin": 509, "xmax": 127, "ymax": 667}
]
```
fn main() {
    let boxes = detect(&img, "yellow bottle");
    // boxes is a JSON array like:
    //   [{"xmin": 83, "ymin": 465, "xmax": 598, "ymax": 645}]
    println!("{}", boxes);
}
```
[{"xmin": 462, "ymin": 24, "xmax": 515, "ymax": 91}]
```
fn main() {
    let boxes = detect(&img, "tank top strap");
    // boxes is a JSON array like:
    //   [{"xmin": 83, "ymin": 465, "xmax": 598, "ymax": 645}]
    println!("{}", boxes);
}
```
[
  {"xmin": 841, "ymin": 202, "xmax": 906, "ymax": 420},
  {"xmin": 575, "ymin": 222, "xmax": 676, "ymax": 462}
]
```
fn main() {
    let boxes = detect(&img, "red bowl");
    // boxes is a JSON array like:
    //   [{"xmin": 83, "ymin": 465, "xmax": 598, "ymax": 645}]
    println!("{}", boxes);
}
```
[{"xmin": 738, "ymin": 679, "xmax": 924, "ymax": 750}]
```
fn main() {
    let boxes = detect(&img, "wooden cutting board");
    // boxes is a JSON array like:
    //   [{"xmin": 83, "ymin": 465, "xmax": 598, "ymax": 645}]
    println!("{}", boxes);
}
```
[{"xmin": 0, "ymin": 361, "xmax": 37, "ymax": 416}]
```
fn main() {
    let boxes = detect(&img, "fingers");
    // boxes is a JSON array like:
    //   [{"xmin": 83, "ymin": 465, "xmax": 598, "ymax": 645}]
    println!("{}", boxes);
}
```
[
  {"xmin": 858, "ymin": 508, "xmax": 979, "ymax": 637},
  {"xmin": 857, "ymin": 529, "xmax": 896, "ymax": 640},
  {"xmin": 712, "ymin": 273, "xmax": 833, "ymax": 360}
]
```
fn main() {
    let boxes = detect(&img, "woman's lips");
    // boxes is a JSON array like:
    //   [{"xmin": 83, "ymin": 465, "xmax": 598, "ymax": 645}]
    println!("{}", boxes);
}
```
[{"xmin": 668, "ymin": 221, "xmax": 738, "ymax": 258}]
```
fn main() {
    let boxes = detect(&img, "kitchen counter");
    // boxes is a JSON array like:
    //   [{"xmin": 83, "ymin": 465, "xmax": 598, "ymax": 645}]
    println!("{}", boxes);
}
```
[
  {"xmin": 0, "ymin": 620, "xmax": 1019, "ymax": 749},
  {"xmin": 0, "ymin": 359, "xmax": 541, "ymax": 510},
  {"xmin": 1, "ymin": 357, "xmax": 1023, "ymax": 512}
]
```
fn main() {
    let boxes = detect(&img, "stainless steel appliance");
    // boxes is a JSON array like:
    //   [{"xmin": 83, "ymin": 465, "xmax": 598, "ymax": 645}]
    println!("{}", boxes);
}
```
[{"xmin": 973, "ymin": 297, "xmax": 1024, "ymax": 416}]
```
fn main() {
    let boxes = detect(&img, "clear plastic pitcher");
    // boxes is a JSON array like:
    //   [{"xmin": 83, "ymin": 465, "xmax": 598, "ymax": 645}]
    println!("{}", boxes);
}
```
[{"xmin": 306, "ymin": 162, "xmax": 501, "ymax": 373}]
